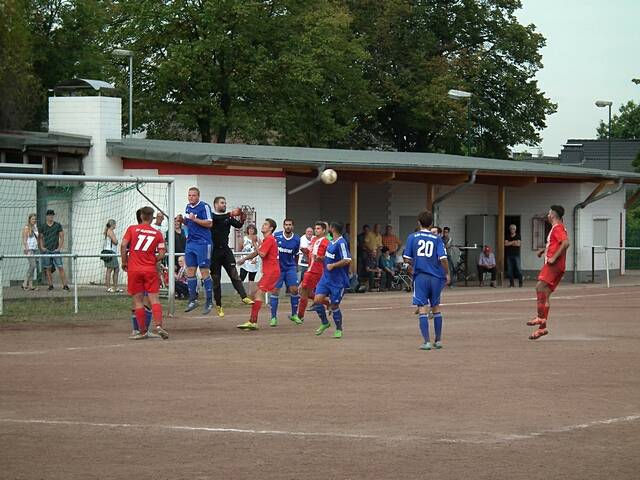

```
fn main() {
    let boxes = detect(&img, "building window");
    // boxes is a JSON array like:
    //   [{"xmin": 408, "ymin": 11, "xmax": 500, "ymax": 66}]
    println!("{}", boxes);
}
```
[
  {"xmin": 593, "ymin": 218, "xmax": 609, "ymax": 249},
  {"xmin": 531, "ymin": 215, "xmax": 550, "ymax": 250}
]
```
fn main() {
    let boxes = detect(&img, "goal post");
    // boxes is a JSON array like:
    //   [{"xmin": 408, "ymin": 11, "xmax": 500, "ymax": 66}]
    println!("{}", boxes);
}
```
[{"xmin": 0, "ymin": 172, "xmax": 176, "ymax": 316}]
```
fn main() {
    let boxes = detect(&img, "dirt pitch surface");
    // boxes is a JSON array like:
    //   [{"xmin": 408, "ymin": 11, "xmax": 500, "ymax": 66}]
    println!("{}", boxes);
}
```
[{"xmin": 1, "ymin": 283, "xmax": 639, "ymax": 479}]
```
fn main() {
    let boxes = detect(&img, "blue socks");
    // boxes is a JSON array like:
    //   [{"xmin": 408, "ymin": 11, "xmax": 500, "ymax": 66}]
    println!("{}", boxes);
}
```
[
  {"xmin": 203, "ymin": 276, "xmax": 213, "ymax": 305},
  {"xmin": 290, "ymin": 294, "xmax": 300, "ymax": 317},
  {"xmin": 433, "ymin": 313, "xmax": 443, "ymax": 342},
  {"xmin": 187, "ymin": 277, "xmax": 198, "ymax": 302},
  {"xmin": 332, "ymin": 307, "xmax": 343, "ymax": 331},
  {"xmin": 316, "ymin": 304, "xmax": 329, "ymax": 325},
  {"xmin": 419, "ymin": 314, "xmax": 430, "ymax": 343},
  {"xmin": 270, "ymin": 295, "xmax": 279, "ymax": 319}
]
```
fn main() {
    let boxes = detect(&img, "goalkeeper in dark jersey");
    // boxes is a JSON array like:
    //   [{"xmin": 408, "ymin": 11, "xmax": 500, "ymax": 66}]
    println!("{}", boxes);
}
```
[{"xmin": 210, "ymin": 196, "xmax": 254, "ymax": 317}]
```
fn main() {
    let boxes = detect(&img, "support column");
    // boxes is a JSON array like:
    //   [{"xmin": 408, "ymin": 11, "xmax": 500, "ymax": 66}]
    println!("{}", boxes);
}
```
[
  {"xmin": 427, "ymin": 184, "xmax": 434, "ymax": 212},
  {"xmin": 350, "ymin": 181, "xmax": 358, "ymax": 274},
  {"xmin": 497, "ymin": 186, "xmax": 505, "ymax": 286}
]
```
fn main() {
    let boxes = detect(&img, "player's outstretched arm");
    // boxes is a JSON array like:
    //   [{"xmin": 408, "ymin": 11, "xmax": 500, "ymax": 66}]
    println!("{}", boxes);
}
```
[{"xmin": 327, "ymin": 258, "xmax": 351, "ymax": 271}]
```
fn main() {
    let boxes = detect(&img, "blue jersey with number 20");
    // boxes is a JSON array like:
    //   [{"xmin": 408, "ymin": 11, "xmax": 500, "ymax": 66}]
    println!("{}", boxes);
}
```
[{"xmin": 403, "ymin": 231, "xmax": 447, "ymax": 279}]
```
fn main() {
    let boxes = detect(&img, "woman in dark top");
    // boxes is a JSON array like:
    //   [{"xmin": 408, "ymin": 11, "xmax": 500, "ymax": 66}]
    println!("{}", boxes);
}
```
[{"xmin": 505, "ymin": 224, "xmax": 524, "ymax": 287}]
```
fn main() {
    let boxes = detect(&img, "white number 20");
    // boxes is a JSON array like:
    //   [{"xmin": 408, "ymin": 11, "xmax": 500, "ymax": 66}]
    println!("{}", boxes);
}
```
[
  {"xmin": 416, "ymin": 240, "xmax": 434, "ymax": 257},
  {"xmin": 133, "ymin": 234, "xmax": 155, "ymax": 252}
]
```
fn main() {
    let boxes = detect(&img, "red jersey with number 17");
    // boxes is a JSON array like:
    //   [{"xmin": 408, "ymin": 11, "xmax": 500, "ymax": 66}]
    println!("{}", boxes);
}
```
[
  {"xmin": 259, "ymin": 234, "xmax": 280, "ymax": 276},
  {"xmin": 123, "ymin": 225, "xmax": 166, "ymax": 272}
]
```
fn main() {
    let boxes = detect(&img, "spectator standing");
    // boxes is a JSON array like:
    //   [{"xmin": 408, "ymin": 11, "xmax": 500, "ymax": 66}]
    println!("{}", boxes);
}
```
[
  {"xmin": 442, "ymin": 226, "xmax": 455, "ymax": 285},
  {"xmin": 21, "ymin": 213, "xmax": 39, "ymax": 290},
  {"xmin": 39, "ymin": 209, "xmax": 68, "ymax": 291},
  {"xmin": 174, "ymin": 216, "xmax": 187, "ymax": 254},
  {"xmin": 378, "ymin": 247, "xmax": 395, "ymax": 290},
  {"xmin": 298, "ymin": 226, "xmax": 314, "ymax": 283},
  {"xmin": 505, "ymin": 224, "xmax": 524, "ymax": 287},
  {"xmin": 382, "ymin": 225, "xmax": 401, "ymax": 256},
  {"xmin": 174, "ymin": 255, "xmax": 189, "ymax": 299},
  {"xmin": 364, "ymin": 223, "xmax": 383, "ymax": 256},
  {"xmin": 239, "ymin": 224, "xmax": 260, "ymax": 293},
  {"xmin": 103, "ymin": 219, "xmax": 122, "ymax": 292},
  {"xmin": 152, "ymin": 211, "xmax": 169, "ymax": 239},
  {"xmin": 477, "ymin": 245, "xmax": 497, "ymax": 287}
]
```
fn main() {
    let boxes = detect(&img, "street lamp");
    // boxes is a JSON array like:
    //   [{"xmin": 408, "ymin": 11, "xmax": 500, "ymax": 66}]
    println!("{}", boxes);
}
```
[
  {"xmin": 595, "ymin": 100, "xmax": 613, "ymax": 170},
  {"xmin": 112, "ymin": 48, "xmax": 134, "ymax": 136},
  {"xmin": 448, "ymin": 89, "xmax": 473, "ymax": 156}
]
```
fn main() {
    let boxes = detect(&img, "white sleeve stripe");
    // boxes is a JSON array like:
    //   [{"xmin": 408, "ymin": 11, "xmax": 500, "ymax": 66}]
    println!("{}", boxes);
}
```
[
  {"xmin": 204, "ymin": 204, "xmax": 212, "ymax": 220},
  {"xmin": 439, "ymin": 256, "xmax": 448, "ymax": 260},
  {"xmin": 340, "ymin": 242, "xmax": 350, "ymax": 259}
]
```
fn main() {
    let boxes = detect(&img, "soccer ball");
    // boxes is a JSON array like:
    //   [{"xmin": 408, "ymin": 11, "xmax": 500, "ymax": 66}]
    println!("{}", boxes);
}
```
[{"xmin": 320, "ymin": 168, "xmax": 338, "ymax": 185}]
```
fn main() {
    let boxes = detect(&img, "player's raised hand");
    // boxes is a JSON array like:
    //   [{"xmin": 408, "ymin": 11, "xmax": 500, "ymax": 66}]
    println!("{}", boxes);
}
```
[{"xmin": 230, "ymin": 207, "xmax": 242, "ymax": 217}]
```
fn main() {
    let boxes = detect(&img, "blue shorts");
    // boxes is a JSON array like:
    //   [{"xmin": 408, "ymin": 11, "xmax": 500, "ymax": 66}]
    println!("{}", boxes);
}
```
[
  {"xmin": 315, "ymin": 277, "xmax": 345, "ymax": 305},
  {"xmin": 185, "ymin": 242, "xmax": 212, "ymax": 269},
  {"xmin": 275, "ymin": 267, "xmax": 298, "ymax": 289},
  {"xmin": 412, "ymin": 273, "xmax": 446, "ymax": 307},
  {"xmin": 41, "ymin": 250, "xmax": 63, "ymax": 269}
]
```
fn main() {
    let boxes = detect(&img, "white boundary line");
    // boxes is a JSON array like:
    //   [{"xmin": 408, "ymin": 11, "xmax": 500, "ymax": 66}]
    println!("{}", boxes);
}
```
[{"xmin": 1, "ymin": 414, "xmax": 638, "ymax": 444}]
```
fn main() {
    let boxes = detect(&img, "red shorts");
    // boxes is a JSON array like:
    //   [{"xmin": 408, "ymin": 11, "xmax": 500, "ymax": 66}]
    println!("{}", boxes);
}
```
[
  {"xmin": 128, "ymin": 270, "xmax": 160, "ymax": 295},
  {"xmin": 259, "ymin": 272, "xmax": 280, "ymax": 292},
  {"xmin": 537, "ymin": 263, "xmax": 565, "ymax": 292},
  {"xmin": 301, "ymin": 271, "xmax": 322, "ymax": 292}
]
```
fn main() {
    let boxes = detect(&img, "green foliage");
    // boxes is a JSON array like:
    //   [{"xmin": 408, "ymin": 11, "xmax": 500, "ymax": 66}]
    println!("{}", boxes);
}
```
[
  {"xmin": 597, "ymin": 100, "xmax": 640, "ymax": 140},
  {"xmin": 0, "ymin": 0, "xmax": 42, "ymax": 130},
  {"xmin": 106, "ymin": 0, "xmax": 375, "ymax": 145},
  {"xmin": 626, "ymin": 189, "xmax": 640, "ymax": 268},
  {"xmin": 344, "ymin": 0, "xmax": 556, "ymax": 157}
]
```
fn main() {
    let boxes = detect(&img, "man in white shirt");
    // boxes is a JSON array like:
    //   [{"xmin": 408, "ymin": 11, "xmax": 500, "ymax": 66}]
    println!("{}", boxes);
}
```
[{"xmin": 297, "ymin": 226, "xmax": 314, "ymax": 283}]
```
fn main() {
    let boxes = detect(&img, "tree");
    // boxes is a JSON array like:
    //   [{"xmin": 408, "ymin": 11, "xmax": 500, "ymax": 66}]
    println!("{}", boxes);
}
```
[
  {"xmin": 106, "ymin": 0, "xmax": 375, "ymax": 144},
  {"xmin": 0, "ymin": 0, "xmax": 42, "ymax": 130},
  {"xmin": 597, "ymin": 100, "xmax": 640, "ymax": 140},
  {"xmin": 344, "ymin": 0, "xmax": 556, "ymax": 157}
]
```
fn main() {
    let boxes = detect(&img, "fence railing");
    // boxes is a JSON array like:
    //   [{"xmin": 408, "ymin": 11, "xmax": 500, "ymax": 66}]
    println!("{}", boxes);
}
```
[{"xmin": 589, "ymin": 246, "xmax": 640, "ymax": 288}]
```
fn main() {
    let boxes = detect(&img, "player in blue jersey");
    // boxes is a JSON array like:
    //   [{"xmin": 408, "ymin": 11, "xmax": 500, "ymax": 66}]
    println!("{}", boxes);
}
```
[
  {"xmin": 312, "ymin": 221, "xmax": 351, "ymax": 338},
  {"xmin": 182, "ymin": 187, "xmax": 214, "ymax": 314},
  {"xmin": 269, "ymin": 219, "xmax": 302, "ymax": 326},
  {"xmin": 403, "ymin": 211, "xmax": 450, "ymax": 351}
]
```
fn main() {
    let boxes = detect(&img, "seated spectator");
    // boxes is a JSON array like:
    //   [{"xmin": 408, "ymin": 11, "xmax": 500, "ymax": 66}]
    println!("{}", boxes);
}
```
[
  {"xmin": 365, "ymin": 253, "xmax": 381, "ymax": 291},
  {"xmin": 378, "ymin": 247, "xmax": 395, "ymax": 290},
  {"xmin": 382, "ymin": 225, "xmax": 401, "ymax": 256},
  {"xmin": 175, "ymin": 255, "xmax": 189, "ymax": 299},
  {"xmin": 477, "ymin": 245, "xmax": 497, "ymax": 287}
]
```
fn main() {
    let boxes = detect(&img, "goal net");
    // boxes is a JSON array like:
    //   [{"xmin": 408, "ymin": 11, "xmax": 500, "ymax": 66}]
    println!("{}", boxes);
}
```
[{"xmin": 0, "ymin": 174, "xmax": 173, "ymax": 310}]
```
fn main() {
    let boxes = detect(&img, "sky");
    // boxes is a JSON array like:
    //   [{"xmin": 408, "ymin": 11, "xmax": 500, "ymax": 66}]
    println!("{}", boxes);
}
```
[{"xmin": 514, "ymin": 0, "xmax": 640, "ymax": 156}]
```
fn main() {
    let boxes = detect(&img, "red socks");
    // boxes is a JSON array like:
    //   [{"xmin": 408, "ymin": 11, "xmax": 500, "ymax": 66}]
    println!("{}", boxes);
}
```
[
  {"xmin": 135, "ymin": 308, "xmax": 147, "ymax": 333},
  {"xmin": 298, "ymin": 297, "xmax": 308, "ymax": 318},
  {"xmin": 536, "ymin": 291, "xmax": 549, "ymax": 320},
  {"xmin": 151, "ymin": 303, "xmax": 163, "ymax": 327},
  {"xmin": 251, "ymin": 300, "xmax": 262, "ymax": 323}
]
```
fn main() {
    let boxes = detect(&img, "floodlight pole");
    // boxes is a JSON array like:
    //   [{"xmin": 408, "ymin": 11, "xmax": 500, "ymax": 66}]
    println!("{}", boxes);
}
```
[
  {"xmin": 448, "ymin": 89, "xmax": 473, "ymax": 156},
  {"xmin": 595, "ymin": 100, "xmax": 613, "ymax": 170},
  {"xmin": 112, "ymin": 49, "xmax": 134, "ymax": 136}
]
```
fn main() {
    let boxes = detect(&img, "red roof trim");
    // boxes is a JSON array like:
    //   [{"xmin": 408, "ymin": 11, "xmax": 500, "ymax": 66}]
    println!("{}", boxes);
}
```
[{"xmin": 122, "ymin": 159, "xmax": 285, "ymax": 178}]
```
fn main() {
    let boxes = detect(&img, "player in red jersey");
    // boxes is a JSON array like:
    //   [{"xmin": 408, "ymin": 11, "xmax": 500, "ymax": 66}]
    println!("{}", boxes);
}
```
[
  {"xmin": 527, "ymin": 205, "xmax": 570, "ymax": 340},
  {"xmin": 120, "ymin": 206, "xmax": 169, "ymax": 340},
  {"xmin": 297, "ymin": 221, "xmax": 330, "ymax": 321},
  {"xmin": 236, "ymin": 218, "xmax": 280, "ymax": 330}
]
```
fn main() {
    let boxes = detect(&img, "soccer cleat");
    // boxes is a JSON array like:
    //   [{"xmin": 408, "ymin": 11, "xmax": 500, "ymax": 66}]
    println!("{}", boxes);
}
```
[
  {"xmin": 237, "ymin": 321, "xmax": 259, "ymax": 330},
  {"xmin": 146, "ymin": 329, "xmax": 161, "ymax": 339},
  {"xmin": 420, "ymin": 342, "xmax": 432, "ymax": 350},
  {"xmin": 48, "ymin": 285, "xmax": 54, "ymax": 291},
  {"xmin": 241, "ymin": 297, "xmax": 254, "ymax": 305},
  {"xmin": 203, "ymin": 302, "xmax": 213, "ymax": 315},
  {"xmin": 216, "ymin": 306, "xmax": 225, "ymax": 317},
  {"xmin": 184, "ymin": 300, "xmax": 199, "ymax": 313},
  {"xmin": 154, "ymin": 326, "xmax": 169, "ymax": 340},
  {"xmin": 63, "ymin": 285, "xmax": 70, "ymax": 291},
  {"xmin": 529, "ymin": 328, "xmax": 548, "ymax": 340},
  {"xmin": 333, "ymin": 330, "xmax": 343, "ymax": 339},
  {"xmin": 130, "ymin": 331, "xmax": 148, "ymax": 340},
  {"xmin": 526, "ymin": 317, "xmax": 546, "ymax": 328},
  {"xmin": 290, "ymin": 314, "xmax": 302, "ymax": 325},
  {"xmin": 128, "ymin": 330, "xmax": 141, "ymax": 340},
  {"xmin": 315, "ymin": 323, "xmax": 331, "ymax": 336},
  {"xmin": 434, "ymin": 341, "xmax": 443, "ymax": 349},
  {"xmin": 269, "ymin": 318, "xmax": 278, "ymax": 327}
]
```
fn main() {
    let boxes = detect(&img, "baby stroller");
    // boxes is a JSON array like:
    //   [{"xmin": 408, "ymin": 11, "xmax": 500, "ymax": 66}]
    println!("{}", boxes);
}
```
[{"xmin": 391, "ymin": 263, "xmax": 412, "ymax": 292}]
